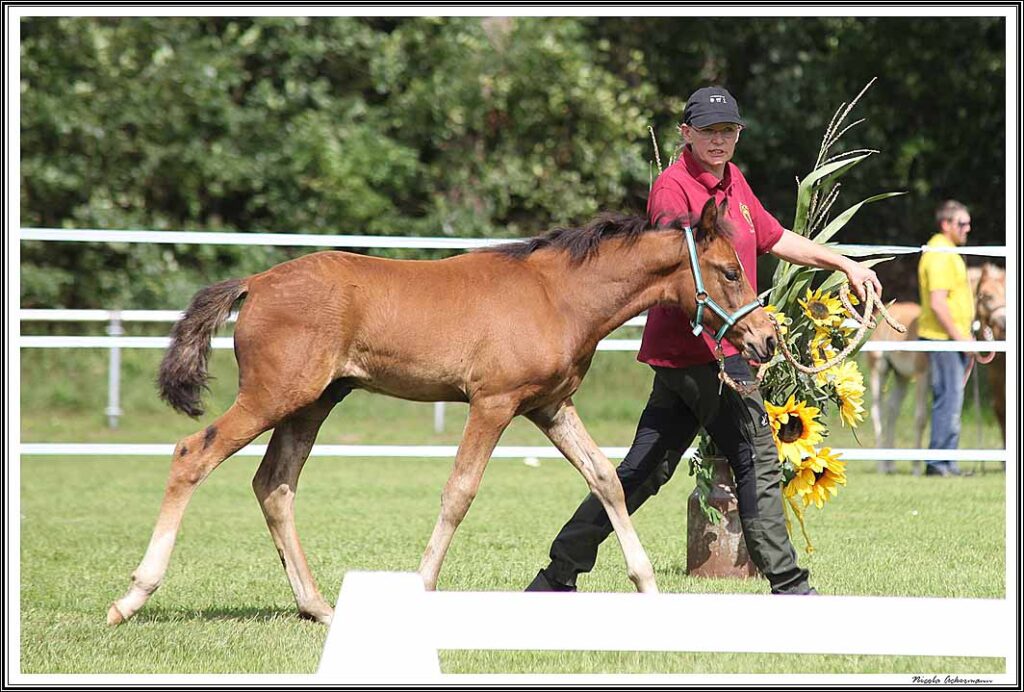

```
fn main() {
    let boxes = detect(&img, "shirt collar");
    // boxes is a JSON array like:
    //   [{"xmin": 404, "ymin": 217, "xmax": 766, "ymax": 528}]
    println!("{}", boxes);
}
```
[
  {"xmin": 930, "ymin": 232, "xmax": 956, "ymax": 248},
  {"xmin": 682, "ymin": 145, "xmax": 733, "ymax": 193}
]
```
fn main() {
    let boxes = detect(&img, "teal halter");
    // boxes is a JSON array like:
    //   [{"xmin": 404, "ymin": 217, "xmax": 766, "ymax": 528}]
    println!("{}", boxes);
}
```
[{"xmin": 683, "ymin": 226, "xmax": 762, "ymax": 344}]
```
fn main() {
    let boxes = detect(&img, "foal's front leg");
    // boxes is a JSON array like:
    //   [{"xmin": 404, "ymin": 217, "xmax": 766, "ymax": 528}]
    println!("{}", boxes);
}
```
[
  {"xmin": 418, "ymin": 400, "xmax": 515, "ymax": 590},
  {"xmin": 529, "ymin": 400, "xmax": 658, "ymax": 593}
]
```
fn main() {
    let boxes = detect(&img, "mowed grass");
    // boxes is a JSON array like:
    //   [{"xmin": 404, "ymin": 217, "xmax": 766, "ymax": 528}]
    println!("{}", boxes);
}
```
[
  {"xmin": 18, "ymin": 346, "xmax": 1008, "ymax": 675},
  {"xmin": 20, "ymin": 457, "xmax": 1007, "ymax": 675}
]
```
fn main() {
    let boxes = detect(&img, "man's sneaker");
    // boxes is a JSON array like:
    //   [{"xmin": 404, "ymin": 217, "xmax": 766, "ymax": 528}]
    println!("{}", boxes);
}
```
[{"xmin": 525, "ymin": 569, "xmax": 577, "ymax": 592}]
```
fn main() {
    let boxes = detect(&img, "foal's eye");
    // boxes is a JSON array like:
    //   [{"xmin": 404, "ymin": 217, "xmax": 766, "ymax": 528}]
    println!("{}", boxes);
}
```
[{"xmin": 724, "ymin": 269, "xmax": 740, "ymax": 282}]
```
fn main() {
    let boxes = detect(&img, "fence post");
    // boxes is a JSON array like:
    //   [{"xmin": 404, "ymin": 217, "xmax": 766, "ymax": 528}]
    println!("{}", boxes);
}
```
[
  {"xmin": 433, "ymin": 402, "xmax": 445, "ymax": 434},
  {"xmin": 105, "ymin": 311, "xmax": 123, "ymax": 429}
]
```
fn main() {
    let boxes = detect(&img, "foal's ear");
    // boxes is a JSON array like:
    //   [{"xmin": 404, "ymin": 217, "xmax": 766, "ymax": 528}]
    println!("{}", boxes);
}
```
[{"xmin": 698, "ymin": 197, "xmax": 719, "ymax": 239}]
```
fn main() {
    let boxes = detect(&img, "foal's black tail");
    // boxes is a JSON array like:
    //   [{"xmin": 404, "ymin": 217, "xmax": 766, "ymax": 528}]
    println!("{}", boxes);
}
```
[{"xmin": 158, "ymin": 278, "xmax": 248, "ymax": 418}]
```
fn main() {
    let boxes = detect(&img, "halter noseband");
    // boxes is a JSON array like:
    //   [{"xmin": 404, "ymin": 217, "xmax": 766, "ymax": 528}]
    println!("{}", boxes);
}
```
[{"xmin": 683, "ymin": 226, "xmax": 762, "ymax": 344}]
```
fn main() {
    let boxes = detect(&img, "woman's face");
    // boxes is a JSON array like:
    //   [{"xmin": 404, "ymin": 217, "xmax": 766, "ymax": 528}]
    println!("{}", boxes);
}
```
[{"xmin": 681, "ymin": 122, "xmax": 742, "ymax": 174}]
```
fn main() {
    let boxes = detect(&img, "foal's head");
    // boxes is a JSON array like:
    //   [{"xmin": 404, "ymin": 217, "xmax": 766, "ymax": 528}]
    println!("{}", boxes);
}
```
[
  {"xmin": 973, "ymin": 263, "xmax": 1006, "ymax": 339},
  {"xmin": 667, "ymin": 197, "xmax": 776, "ymax": 363}
]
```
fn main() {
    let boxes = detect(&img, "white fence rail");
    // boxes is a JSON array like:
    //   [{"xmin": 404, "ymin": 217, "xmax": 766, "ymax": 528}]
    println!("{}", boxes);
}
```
[
  {"xmin": 19, "ymin": 227, "xmax": 1009, "ymax": 256},
  {"xmin": 317, "ymin": 572, "xmax": 1008, "ymax": 681}
]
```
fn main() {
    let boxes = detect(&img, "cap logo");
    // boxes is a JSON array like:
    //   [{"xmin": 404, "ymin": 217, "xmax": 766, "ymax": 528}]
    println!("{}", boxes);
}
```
[{"xmin": 709, "ymin": 95, "xmax": 727, "ymax": 103}]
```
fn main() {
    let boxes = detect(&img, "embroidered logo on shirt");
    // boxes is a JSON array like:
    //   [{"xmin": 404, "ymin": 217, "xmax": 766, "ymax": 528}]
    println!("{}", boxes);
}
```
[
  {"xmin": 760, "ymin": 413, "xmax": 769, "ymax": 427},
  {"xmin": 739, "ymin": 202, "xmax": 755, "ymax": 232}
]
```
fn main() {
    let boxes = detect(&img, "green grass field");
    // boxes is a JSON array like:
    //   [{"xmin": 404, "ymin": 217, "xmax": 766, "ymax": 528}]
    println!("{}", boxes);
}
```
[{"xmin": 18, "ymin": 347, "xmax": 1009, "ymax": 676}]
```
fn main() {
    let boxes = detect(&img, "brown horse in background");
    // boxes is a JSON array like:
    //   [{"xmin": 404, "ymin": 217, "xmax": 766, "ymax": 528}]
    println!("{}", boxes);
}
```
[
  {"xmin": 867, "ymin": 263, "xmax": 1006, "ymax": 474},
  {"xmin": 866, "ymin": 302, "xmax": 928, "ymax": 474},
  {"xmin": 107, "ymin": 198, "xmax": 777, "ymax": 626},
  {"xmin": 973, "ymin": 264, "xmax": 1006, "ymax": 440}
]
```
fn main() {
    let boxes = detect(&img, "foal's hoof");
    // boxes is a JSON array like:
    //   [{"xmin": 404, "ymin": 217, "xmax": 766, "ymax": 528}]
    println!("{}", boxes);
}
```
[
  {"xmin": 299, "ymin": 605, "xmax": 334, "ymax": 625},
  {"xmin": 106, "ymin": 602, "xmax": 127, "ymax": 626}
]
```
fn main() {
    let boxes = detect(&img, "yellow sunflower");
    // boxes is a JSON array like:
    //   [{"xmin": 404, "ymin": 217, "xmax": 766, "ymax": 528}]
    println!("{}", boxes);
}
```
[
  {"xmin": 809, "ymin": 326, "xmax": 834, "ymax": 355},
  {"xmin": 799, "ymin": 287, "xmax": 844, "ymax": 330},
  {"xmin": 784, "ymin": 466, "xmax": 816, "ymax": 499},
  {"xmin": 809, "ymin": 336, "xmax": 840, "ymax": 387},
  {"xmin": 763, "ymin": 303, "xmax": 789, "ymax": 338},
  {"xmin": 832, "ymin": 361, "xmax": 866, "ymax": 427},
  {"xmin": 799, "ymin": 448, "xmax": 848, "ymax": 509},
  {"xmin": 765, "ymin": 395, "xmax": 826, "ymax": 466}
]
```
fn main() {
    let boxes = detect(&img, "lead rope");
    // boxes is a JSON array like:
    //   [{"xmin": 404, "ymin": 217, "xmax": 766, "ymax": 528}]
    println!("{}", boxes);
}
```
[
  {"xmin": 716, "ymin": 282, "xmax": 907, "ymax": 395},
  {"xmin": 972, "ymin": 316, "xmax": 999, "ymax": 367}
]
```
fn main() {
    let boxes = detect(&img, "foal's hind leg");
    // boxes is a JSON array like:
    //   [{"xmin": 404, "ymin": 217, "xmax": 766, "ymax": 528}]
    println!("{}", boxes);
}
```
[
  {"xmin": 107, "ymin": 402, "xmax": 269, "ymax": 624},
  {"xmin": 528, "ymin": 400, "xmax": 657, "ymax": 593},
  {"xmin": 252, "ymin": 393, "xmax": 341, "ymax": 624},
  {"xmin": 418, "ymin": 400, "xmax": 515, "ymax": 591}
]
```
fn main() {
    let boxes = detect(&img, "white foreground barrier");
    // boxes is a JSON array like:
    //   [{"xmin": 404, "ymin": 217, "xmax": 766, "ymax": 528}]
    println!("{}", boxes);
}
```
[{"xmin": 318, "ymin": 571, "xmax": 1006, "ymax": 681}]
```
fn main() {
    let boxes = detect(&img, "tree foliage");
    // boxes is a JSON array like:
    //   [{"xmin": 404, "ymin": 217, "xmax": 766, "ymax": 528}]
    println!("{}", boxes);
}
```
[{"xmin": 20, "ymin": 16, "xmax": 1005, "ymax": 308}]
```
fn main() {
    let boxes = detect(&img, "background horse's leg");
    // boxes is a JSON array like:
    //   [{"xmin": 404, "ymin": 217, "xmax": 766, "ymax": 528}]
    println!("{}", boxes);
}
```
[
  {"xmin": 868, "ymin": 355, "xmax": 893, "ymax": 474},
  {"xmin": 418, "ymin": 401, "xmax": 515, "ymax": 591},
  {"xmin": 108, "ymin": 401, "xmax": 269, "ymax": 625},
  {"xmin": 912, "ymin": 356, "xmax": 930, "ymax": 476},
  {"xmin": 252, "ymin": 393, "xmax": 340, "ymax": 624},
  {"xmin": 882, "ymin": 371, "xmax": 909, "ymax": 461},
  {"xmin": 528, "ymin": 400, "xmax": 658, "ymax": 593}
]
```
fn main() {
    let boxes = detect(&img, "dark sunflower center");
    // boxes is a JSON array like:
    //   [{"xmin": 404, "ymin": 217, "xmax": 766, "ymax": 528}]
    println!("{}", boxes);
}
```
[
  {"xmin": 779, "ymin": 417, "xmax": 805, "ymax": 443},
  {"xmin": 808, "ymin": 302, "xmax": 831, "ymax": 321},
  {"xmin": 813, "ymin": 469, "xmax": 827, "ymax": 482}
]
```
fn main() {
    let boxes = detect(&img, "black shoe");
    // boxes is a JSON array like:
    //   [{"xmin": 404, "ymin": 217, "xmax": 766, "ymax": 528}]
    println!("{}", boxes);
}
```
[
  {"xmin": 525, "ymin": 568, "xmax": 577, "ymax": 592},
  {"xmin": 925, "ymin": 464, "xmax": 951, "ymax": 477}
]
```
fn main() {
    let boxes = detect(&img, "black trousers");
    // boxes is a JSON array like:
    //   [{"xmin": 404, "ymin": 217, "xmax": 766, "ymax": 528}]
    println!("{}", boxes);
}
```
[{"xmin": 544, "ymin": 355, "xmax": 811, "ymax": 594}]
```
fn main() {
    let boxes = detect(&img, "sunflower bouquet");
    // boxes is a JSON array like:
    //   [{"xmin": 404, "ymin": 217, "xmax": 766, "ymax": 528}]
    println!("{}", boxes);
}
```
[
  {"xmin": 693, "ymin": 80, "xmax": 903, "ymax": 552},
  {"xmin": 757, "ymin": 288, "xmax": 866, "ymax": 552}
]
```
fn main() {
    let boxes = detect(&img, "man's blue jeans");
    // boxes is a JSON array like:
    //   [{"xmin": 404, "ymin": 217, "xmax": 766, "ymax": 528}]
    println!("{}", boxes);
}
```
[{"xmin": 927, "ymin": 347, "xmax": 970, "ymax": 473}]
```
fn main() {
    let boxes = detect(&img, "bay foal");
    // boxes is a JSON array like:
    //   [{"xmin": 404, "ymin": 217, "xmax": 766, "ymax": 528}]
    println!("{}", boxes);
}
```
[{"xmin": 108, "ymin": 198, "xmax": 776, "ymax": 625}]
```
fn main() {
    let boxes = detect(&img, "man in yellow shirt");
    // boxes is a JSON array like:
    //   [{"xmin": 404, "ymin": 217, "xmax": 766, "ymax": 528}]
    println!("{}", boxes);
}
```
[{"xmin": 917, "ymin": 200, "xmax": 975, "ymax": 476}]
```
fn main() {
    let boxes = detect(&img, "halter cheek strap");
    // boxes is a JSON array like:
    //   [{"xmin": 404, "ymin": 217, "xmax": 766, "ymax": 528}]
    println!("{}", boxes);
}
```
[{"xmin": 683, "ymin": 226, "xmax": 762, "ymax": 344}]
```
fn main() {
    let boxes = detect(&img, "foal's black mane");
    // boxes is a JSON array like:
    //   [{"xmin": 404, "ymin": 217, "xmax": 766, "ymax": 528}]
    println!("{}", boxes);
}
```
[{"xmin": 480, "ymin": 211, "xmax": 732, "ymax": 265}]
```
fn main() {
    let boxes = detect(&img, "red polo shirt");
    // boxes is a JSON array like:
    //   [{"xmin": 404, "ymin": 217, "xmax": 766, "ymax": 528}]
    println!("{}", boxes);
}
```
[{"xmin": 637, "ymin": 146, "xmax": 785, "ymax": 368}]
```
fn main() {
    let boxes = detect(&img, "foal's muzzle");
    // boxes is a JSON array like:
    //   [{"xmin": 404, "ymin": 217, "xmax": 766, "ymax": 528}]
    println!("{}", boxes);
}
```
[{"xmin": 745, "ymin": 334, "xmax": 776, "ymax": 364}]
